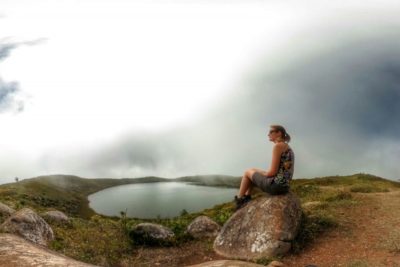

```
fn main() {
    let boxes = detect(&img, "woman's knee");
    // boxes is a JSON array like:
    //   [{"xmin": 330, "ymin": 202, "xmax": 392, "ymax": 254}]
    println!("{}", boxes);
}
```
[{"xmin": 245, "ymin": 169, "xmax": 256, "ymax": 180}]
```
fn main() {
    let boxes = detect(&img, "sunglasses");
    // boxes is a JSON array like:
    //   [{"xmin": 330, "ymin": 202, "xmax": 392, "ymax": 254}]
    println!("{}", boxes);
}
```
[{"xmin": 268, "ymin": 130, "xmax": 278, "ymax": 134}]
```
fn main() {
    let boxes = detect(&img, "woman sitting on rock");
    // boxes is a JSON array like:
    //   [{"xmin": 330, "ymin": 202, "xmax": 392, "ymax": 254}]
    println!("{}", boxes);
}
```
[{"xmin": 234, "ymin": 124, "xmax": 295, "ymax": 210}]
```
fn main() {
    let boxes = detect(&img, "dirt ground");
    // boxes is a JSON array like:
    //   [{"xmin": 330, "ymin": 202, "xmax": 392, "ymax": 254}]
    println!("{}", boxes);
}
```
[
  {"xmin": 132, "ymin": 190, "xmax": 400, "ymax": 267},
  {"xmin": 130, "ymin": 238, "xmax": 225, "ymax": 267},
  {"xmin": 282, "ymin": 190, "xmax": 400, "ymax": 267}
]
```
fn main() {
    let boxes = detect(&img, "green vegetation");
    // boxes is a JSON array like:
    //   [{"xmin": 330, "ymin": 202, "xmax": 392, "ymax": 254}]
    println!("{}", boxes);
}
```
[
  {"xmin": 350, "ymin": 184, "xmax": 389, "ymax": 193},
  {"xmin": 346, "ymin": 260, "xmax": 369, "ymax": 267},
  {"xmin": 293, "ymin": 173, "xmax": 400, "ymax": 188},
  {"xmin": 1, "ymin": 172, "xmax": 399, "ymax": 266},
  {"xmin": 49, "ymin": 215, "xmax": 134, "ymax": 266}
]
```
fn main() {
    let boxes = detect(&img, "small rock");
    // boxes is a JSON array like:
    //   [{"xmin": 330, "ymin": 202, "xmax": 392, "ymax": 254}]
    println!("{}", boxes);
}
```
[
  {"xmin": 267, "ymin": 260, "xmax": 285, "ymax": 267},
  {"xmin": 129, "ymin": 222, "xmax": 174, "ymax": 245},
  {"xmin": 186, "ymin": 216, "xmax": 221, "ymax": 239},
  {"xmin": 42, "ymin": 210, "xmax": 71, "ymax": 225},
  {"xmin": 0, "ymin": 202, "xmax": 15, "ymax": 217},
  {"xmin": 0, "ymin": 208, "xmax": 54, "ymax": 246}
]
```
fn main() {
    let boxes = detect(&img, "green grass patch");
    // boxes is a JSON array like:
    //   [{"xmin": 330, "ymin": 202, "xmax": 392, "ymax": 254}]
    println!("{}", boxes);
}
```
[
  {"xmin": 346, "ymin": 259, "xmax": 369, "ymax": 267},
  {"xmin": 292, "ymin": 173, "xmax": 400, "ymax": 189},
  {"xmin": 291, "ymin": 184, "xmax": 322, "ymax": 201},
  {"xmin": 292, "ymin": 210, "xmax": 338, "ymax": 253},
  {"xmin": 350, "ymin": 185, "xmax": 389, "ymax": 193},
  {"xmin": 49, "ymin": 215, "xmax": 134, "ymax": 266},
  {"xmin": 324, "ymin": 190, "xmax": 353, "ymax": 202}
]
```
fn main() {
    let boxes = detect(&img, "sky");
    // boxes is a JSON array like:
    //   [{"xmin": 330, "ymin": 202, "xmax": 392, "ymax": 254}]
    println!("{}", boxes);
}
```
[{"xmin": 1, "ymin": 0, "xmax": 400, "ymax": 183}]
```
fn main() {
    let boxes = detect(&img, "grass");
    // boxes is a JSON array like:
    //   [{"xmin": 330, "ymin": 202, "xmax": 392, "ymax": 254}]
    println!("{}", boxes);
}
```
[
  {"xmin": 293, "ymin": 173, "xmax": 400, "ymax": 189},
  {"xmin": 48, "ymin": 215, "xmax": 134, "ymax": 266},
  {"xmin": 346, "ymin": 260, "xmax": 369, "ymax": 267},
  {"xmin": 350, "ymin": 185, "xmax": 389, "ymax": 193},
  {"xmin": 291, "ymin": 209, "xmax": 338, "ymax": 253}
]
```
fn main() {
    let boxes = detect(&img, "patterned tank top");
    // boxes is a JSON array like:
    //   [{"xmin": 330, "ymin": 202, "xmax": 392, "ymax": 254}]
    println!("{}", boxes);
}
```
[{"xmin": 273, "ymin": 146, "xmax": 295, "ymax": 187}]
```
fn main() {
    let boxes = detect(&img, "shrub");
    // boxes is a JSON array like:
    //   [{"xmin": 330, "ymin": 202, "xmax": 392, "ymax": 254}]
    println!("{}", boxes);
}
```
[
  {"xmin": 291, "ymin": 184, "xmax": 321, "ymax": 200},
  {"xmin": 325, "ymin": 191, "xmax": 352, "ymax": 202}
]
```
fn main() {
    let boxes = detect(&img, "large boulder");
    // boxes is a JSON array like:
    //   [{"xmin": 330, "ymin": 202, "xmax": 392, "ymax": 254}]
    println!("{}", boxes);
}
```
[
  {"xmin": 0, "ymin": 202, "xmax": 15, "ymax": 217},
  {"xmin": 186, "ymin": 216, "xmax": 221, "ymax": 239},
  {"xmin": 0, "ymin": 233, "xmax": 98, "ymax": 267},
  {"xmin": 214, "ymin": 192, "xmax": 302, "ymax": 260},
  {"xmin": 129, "ymin": 222, "xmax": 175, "ymax": 245},
  {"xmin": 0, "ymin": 208, "xmax": 54, "ymax": 246}
]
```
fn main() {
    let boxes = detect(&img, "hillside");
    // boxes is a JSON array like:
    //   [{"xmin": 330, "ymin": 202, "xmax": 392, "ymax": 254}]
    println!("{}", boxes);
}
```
[
  {"xmin": 1, "ymin": 173, "xmax": 400, "ymax": 266},
  {"xmin": 175, "ymin": 174, "xmax": 240, "ymax": 187}
]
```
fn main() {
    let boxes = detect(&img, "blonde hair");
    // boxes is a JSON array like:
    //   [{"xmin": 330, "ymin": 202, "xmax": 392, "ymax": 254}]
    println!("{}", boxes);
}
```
[{"xmin": 270, "ymin": 124, "xmax": 291, "ymax": 143}]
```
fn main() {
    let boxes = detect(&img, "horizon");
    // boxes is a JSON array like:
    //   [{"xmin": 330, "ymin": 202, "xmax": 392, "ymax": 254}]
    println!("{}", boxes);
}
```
[{"xmin": 3, "ymin": 171, "xmax": 398, "ymax": 186}]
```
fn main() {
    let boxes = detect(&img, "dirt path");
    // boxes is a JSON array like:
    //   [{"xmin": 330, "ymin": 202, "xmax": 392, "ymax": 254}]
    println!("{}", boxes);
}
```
[{"xmin": 282, "ymin": 190, "xmax": 400, "ymax": 267}]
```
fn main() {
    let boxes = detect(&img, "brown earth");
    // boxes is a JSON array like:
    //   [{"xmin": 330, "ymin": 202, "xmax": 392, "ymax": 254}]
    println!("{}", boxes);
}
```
[
  {"xmin": 133, "ymin": 190, "xmax": 400, "ymax": 267},
  {"xmin": 130, "ymin": 238, "xmax": 226, "ymax": 267},
  {"xmin": 281, "ymin": 190, "xmax": 400, "ymax": 267}
]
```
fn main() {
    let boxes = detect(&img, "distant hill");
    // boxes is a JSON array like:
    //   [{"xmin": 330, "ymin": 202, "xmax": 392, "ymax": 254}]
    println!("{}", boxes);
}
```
[{"xmin": 175, "ymin": 174, "xmax": 240, "ymax": 187}]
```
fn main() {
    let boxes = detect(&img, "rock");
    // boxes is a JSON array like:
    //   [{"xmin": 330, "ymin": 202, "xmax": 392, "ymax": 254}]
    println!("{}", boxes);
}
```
[
  {"xmin": 0, "ymin": 202, "xmax": 15, "ymax": 217},
  {"xmin": 214, "ymin": 192, "xmax": 302, "ymax": 260},
  {"xmin": 0, "ymin": 233, "xmax": 98, "ymax": 266},
  {"xmin": 186, "ymin": 260, "xmax": 266, "ymax": 267},
  {"xmin": 0, "ymin": 208, "xmax": 54, "ymax": 246},
  {"xmin": 42, "ymin": 210, "xmax": 71, "ymax": 225},
  {"xmin": 267, "ymin": 260, "xmax": 285, "ymax": 267},
  {"xmin": 186, "ymin": 216, "xmax": 221, "ymax": 239},
  {"xmin": 129, "ymin": 222, "xmax": 175, "ymax": 245}
]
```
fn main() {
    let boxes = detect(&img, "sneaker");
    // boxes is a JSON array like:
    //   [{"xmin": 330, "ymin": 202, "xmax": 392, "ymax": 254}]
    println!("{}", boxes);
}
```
[{"xmin": 234, "ymin": 195, "xmax": 252, "ymax": 211}]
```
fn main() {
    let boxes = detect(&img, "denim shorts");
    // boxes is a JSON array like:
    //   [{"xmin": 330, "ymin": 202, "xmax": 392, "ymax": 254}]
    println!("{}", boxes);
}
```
[{"xmin": 251, "ymin": 172, "xmax": 289, "ymax": 195}]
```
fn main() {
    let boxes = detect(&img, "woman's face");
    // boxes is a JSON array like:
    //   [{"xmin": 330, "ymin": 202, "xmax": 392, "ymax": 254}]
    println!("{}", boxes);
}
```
[{"xmin": 267, "ymin": 128, "xmax": 281, "ymax": 142}]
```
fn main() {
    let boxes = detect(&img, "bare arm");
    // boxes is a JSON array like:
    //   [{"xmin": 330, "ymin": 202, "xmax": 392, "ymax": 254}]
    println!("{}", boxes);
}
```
[{"xmin": 264, "ymin": 144, "xmax": 282, "ymax": 177}]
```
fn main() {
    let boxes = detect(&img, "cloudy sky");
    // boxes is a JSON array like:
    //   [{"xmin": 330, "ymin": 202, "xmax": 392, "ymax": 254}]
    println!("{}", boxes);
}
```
[{"xmin": 1, "ymin": 0, "xmax": 400, "ymax": 183}]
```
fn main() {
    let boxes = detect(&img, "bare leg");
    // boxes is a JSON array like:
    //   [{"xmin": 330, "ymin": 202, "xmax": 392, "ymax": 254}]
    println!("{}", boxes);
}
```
[
  {"xmin": 245, "ymin": 183, "xmax": 253, "ymax": 196},
  {"xmin": 238, "ymin": 168, "xmax": 257, "ymax": 197}
]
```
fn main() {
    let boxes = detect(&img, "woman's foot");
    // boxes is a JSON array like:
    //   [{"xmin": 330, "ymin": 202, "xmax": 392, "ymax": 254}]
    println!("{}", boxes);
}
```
[{"xmin": 234, "ymin": 194, "xmax": 252, "ymax": 211}]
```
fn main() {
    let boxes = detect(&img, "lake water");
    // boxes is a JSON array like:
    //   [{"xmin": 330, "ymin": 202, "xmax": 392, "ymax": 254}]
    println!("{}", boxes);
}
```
[{"xmin": 88, "ymin": 182, "xmax": 237, "ymax": 219}]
